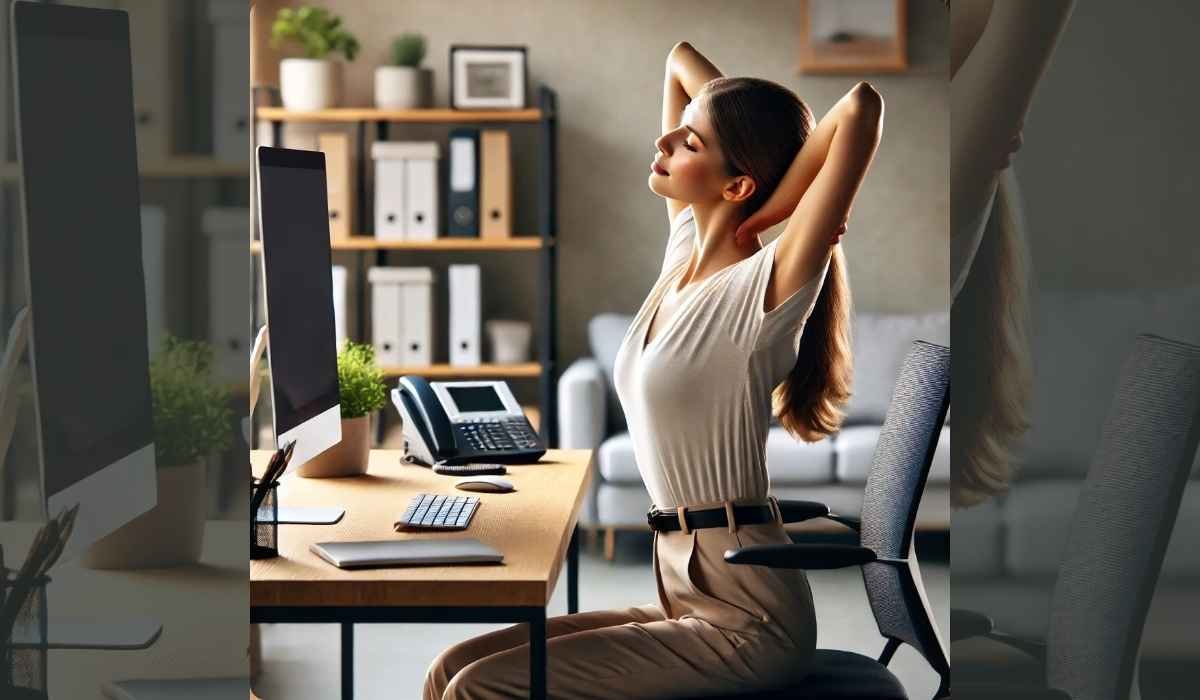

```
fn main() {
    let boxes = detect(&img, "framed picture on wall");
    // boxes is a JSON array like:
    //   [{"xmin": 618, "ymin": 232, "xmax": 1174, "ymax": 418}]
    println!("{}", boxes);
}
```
[
  {"xmin": 449, "ymin": 45, "xmax": 528, "ymax": 110},
  {"xmin": 798, "ymin": 0, "xmax": 908, "ymax": 74}
]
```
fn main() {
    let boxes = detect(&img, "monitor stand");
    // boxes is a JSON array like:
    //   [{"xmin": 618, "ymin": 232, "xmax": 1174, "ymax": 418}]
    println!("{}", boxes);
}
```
[
  {"xmin": 2, "ymin": 307, "xmax": 161, "ymax": 652},
  {"xmin": 248, "ymin": 325, "xmax": 344, "ymax": 526}
]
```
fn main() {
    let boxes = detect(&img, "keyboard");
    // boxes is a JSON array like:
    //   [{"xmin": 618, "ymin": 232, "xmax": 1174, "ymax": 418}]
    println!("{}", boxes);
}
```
[{"xmin": 395, "ymin": 493, "xmax": 480, "ymax": 531}]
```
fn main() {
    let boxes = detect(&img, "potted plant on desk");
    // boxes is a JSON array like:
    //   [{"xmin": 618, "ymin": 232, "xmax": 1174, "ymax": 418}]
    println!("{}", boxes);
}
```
[
  {"xmin": 82, "ymin": 336, "xmax": 233, "ymax": 569},
  {"xmin": 270, "ymin": 5, "xmax": 360, "ymax": 111},
  {"xmin": 297, "ymin": 342, "xmax": 386, "ymax": 478},
  {"xmin": 375, "ymin": 33, "xmax": 432, "ymax": 109}
]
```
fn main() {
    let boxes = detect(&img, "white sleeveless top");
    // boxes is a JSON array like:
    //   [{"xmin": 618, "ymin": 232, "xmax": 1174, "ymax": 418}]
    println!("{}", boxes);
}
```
[{"xmin": 613, "ymin": 206, "xmax": 830, "ymax": 509}]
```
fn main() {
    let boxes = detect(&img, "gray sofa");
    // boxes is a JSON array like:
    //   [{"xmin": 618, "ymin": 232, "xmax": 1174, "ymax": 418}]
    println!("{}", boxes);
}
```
[
  {"xmin": 952, "ymin": 286, "xmax": 1200, "ymax": 662},
  {"xmin": 558, "ymin": 311, "xmax": 951, "ymax": 558}
]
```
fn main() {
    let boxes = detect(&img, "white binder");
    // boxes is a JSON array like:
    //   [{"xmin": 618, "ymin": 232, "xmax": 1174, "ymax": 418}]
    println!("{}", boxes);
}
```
[
  {"xmin": 331, "ymin": 265, "xmax": 348, "ymax": 351},
  {"xmin": 140, "ymin": 206, "xmax": 166, "ymax": 355},
  {"xmin": 372, "ymin": 141, "xmax": 439, "ymax": 241},
  {"xmin": 203, "ymin": 207, "xmax": 251, "ymax": 384},
  {"xmin": 208, "ymin": 0, "xmax": 249, "ymax": 162},
  {"xmin": 448, "ymin": 264, "xmax": 481, "ymax": 366},
  {"xmin": 369, "ymin": 267, "xmax": 434, "ymax": 367}
]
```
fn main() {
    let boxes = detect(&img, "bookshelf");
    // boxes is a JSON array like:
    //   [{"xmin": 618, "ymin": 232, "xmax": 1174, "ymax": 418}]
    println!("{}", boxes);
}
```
[{"xmin": 252, "ymin": 86, "xmax": 560, "ymax": 447}]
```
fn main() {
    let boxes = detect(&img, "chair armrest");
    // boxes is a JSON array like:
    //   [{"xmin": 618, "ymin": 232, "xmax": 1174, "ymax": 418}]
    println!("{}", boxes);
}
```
[
  {"xmin": 951, "ymin": 607, "xmax": 1047, "ymax": 664},
  {"xmin": 724, "ymin": 543, "xmax": 877, "ymax": 569},
  {"xmin": 774, "ymin": 499, "xmax": 860, "ymax": 531},
  {"xmin": 950, "ymin": 607, "xmax": 995, "ymax": 641},
  {"xmin": 557, "ymin": 358, "xmax": 608, "ymax": 450}
]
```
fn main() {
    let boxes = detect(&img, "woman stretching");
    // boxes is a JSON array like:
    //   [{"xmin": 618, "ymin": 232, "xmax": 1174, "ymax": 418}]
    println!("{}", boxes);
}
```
[{"xmin": 423, "ymin": 41, "xmax": 883, "ymax": 699}]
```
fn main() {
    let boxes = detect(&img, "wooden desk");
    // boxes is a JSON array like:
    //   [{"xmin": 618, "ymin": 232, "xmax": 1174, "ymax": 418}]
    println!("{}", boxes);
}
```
[{"xmin": 250, "ymin": 449, "xmax": 593, "ymax": 700}]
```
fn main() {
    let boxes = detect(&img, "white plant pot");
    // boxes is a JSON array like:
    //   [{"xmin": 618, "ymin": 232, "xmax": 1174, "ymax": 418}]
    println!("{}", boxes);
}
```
[
  {"xmin": 280, "ymin": 58, "xmax": 341, "ymax": 111},
  {"xmin": 374, "ymin": 66, "xmax": 432, "ymax": 109},
  {"xmin": 486, "ymin": 320, "xmax": 533, "ymax": 364},
  {"xmin": 81, "ymin": 462, "xmax": 207, "ymax": 570}
]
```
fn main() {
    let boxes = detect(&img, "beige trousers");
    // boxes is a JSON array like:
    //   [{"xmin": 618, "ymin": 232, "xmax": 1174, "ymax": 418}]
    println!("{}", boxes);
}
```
[{"xmin": 422, "ymin": 517, "xmax": 817, "ymax": 699}]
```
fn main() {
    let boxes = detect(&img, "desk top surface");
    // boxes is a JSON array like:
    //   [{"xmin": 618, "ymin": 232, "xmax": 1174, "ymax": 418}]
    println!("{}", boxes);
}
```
[{"xmin": 250, "ymin": 449, "xmax": 594, "ymax": 608}]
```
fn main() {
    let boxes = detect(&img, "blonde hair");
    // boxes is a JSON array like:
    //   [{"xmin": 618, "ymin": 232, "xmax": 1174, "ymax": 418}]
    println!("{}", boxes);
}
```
[{"xmin": 950, "ymin": 171, "xmax": 1033, "ymax": 507}]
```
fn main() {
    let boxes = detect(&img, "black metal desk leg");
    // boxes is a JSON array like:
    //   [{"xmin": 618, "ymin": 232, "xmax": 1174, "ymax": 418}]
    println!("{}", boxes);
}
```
[
  {"xmin": 530, "ymin": 608, "xmax": 547, "ymax": 700},
  {"xmin": 568, "ymin": 525, "xmax": 579, "ymax": 614},
  {"xmin": 342, "ymin": 622, "xmax": 354, "ymax": 699}
]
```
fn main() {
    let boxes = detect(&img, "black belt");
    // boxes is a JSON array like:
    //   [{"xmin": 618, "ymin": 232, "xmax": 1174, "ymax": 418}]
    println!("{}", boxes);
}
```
[{"xmin": 647, "ymin": 500, "xmax": 779, "ymax": 533}]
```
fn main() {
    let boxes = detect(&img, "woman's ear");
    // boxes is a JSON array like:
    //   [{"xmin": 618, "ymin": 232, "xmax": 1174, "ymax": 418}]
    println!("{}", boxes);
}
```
[{"xmin": 723, "ymin": 175, "xmax": 756, "ymax": 204}]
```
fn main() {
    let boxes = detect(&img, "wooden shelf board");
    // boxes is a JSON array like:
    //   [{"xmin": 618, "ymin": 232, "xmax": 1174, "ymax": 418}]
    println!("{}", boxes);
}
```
[
  {"xmin": 0, "ymin": 157, "xmax": 247, "ymax": 181},
  {"xmin": 250, "ymin": 237, "xmax": 548, "ymax": 253},
  {"xmin": 381, "ymin": 363, "xmax": 542, "ymax": 379},
  {"xmin": 256, "ymin": 107, "xmax": 542, "ymax": 123}
]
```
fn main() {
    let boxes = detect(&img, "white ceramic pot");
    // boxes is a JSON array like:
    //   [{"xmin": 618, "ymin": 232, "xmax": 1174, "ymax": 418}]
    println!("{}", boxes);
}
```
[
  {"xmin": 296, "ymin": 414, "xmax": 371, "ymax": 478},
  {"xmin": 81, "ymin": 461, "xmax": 207, "ymax": 569},
  {"xmin": 486, "ymin": 320, "xmax": 533, "ymax": 363},
  {"xmin": 279, "ymin": 58, "xmax": 341, "ymax": 111},
  {"xmin": 374, "ymin": 66, "xmax": 432, "ymax": 109}
]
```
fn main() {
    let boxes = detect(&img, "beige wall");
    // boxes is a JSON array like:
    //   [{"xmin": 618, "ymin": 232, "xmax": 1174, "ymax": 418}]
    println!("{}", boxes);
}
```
[{"xmin": 263, "ymin": 0, "xmax": 947, "ymax": 383}]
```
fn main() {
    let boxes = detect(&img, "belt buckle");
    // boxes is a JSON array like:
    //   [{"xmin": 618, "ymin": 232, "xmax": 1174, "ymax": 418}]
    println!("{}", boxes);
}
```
[{"xmin": 646, "ymin": 506, "xmax": 660, "ymax": 530}]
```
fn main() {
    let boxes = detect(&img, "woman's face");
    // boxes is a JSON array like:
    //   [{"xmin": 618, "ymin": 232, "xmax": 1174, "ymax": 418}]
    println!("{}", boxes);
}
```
[{"xmin": 648, "ymin": 99, "xmax": 734, "ymax": 205}]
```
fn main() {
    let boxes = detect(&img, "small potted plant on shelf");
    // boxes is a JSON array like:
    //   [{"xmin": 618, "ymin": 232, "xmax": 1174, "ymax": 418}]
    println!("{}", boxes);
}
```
[
  {"xmin": 83, "ymin": 336, "xmax": 233, "ymax": 569},
  {"xmin": 270, "ymin": 5, "xmax": 360, "ymax": 111},
  {"xmin": 297, "ymin": 341, "xmax": 386, "ymax": 478},
  {"xmin": 375, "ymin": 32, "xmax": 432, "ymax": 109}
]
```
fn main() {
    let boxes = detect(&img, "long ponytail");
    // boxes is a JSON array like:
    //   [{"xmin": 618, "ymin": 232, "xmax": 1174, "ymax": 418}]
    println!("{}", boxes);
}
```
[{"xmin": 773, "ymin": 245, "xmax": 853, "ymax": 442}]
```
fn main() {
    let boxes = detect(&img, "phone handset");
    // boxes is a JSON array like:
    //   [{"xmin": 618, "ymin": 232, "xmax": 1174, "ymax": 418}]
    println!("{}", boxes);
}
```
[{"xmin": 396, "ymin": 375, "xmax": 456, "ymax": 460}]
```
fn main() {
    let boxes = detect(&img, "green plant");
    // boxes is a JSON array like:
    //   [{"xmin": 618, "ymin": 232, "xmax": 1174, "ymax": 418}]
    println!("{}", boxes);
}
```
[
  {"xmin": 390, "ymin": 33, "xmax": 427, "ymax": 67},
  {"xmin": 337, "ymin": 341, "xmax": 387, "ymax": 419},
  {"xmin": 149, "ymin": 335, "xmax": 234, "ymax": 468},
  {"xmin": 270, "ymin": 6, "xmax": 360, "ymax": 61}
]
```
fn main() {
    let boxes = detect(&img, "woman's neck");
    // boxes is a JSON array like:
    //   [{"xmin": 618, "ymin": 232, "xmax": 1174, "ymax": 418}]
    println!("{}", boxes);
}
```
[{"xmin": 680, "ymin": 201, "xmax": 759, "ymax": 289}]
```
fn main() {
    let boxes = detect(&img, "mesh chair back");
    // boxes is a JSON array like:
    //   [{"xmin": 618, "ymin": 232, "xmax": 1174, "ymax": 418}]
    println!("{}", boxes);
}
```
[
  {"xmin": 858, "ymin": 340, "xmax": 950, "ymax": 688},
  {"xmin": 1046, "ymin": 335, "xmax": 1200, "ymax": 700}
]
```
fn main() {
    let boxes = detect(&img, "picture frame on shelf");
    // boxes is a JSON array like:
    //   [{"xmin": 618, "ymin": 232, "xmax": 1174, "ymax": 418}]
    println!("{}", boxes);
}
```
[{"xmin": 449, "ymin": 45, "xmax": 528, "ymax": 110}]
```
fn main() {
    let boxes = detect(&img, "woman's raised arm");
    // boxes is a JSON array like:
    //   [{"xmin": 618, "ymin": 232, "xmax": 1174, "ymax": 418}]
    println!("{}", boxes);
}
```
[
  {"xmin": 660, "ymin": 42, "xmax": 723, "ymax": 224},
  {"xmin": 740, "ymin": 82, "xmax": 883, "ymax": 307}
]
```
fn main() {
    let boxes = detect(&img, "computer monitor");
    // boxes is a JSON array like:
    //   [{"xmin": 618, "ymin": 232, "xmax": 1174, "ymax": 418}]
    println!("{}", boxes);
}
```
[
  {"xmin": 11, "ymin": 1, "xmax": 155, "ymax": 556},
  {"xmin": 255, "ymin": 146, "xmax": 341, "ymax": 468}
]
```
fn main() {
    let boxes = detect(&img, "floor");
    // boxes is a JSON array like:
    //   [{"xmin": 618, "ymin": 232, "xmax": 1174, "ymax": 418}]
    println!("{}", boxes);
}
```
[{"xmin": 255, "ymin": 531, "xmax": 949, "ymax": 699}]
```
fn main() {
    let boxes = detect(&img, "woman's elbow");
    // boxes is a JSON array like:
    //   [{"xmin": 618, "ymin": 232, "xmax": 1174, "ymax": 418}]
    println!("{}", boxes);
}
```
[{"xmin": 849, "ymin": 81, "xmax": 884, "ymax": 115}]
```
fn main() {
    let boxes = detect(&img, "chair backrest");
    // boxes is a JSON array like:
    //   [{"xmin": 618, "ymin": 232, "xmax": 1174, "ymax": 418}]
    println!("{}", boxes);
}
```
[
  {"xmin": 1046, "ymin": 334, "xmax": 1200, "ymax": 700},
  {"xmin": 857, "ymin": 340, "xmax": 951, "ymax": 693}
]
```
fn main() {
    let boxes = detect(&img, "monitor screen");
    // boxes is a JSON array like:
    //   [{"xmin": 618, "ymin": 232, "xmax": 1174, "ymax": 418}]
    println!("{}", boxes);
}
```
[
  {"xmin": 447, "ymin": 385, "xmax": 505, "ymax": 413},
  {"xmin": 257, "ymin": 147, "xmax": 340, "ymax": 436},
  {"xmin": 13, "ymin": 3, "xmax": 154, "ymax": 498}
]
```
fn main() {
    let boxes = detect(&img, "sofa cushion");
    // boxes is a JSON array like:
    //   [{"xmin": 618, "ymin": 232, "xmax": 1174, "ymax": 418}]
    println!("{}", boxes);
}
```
[
  {"xmin": 950, "ymin": 499, "xmax": 1004, "ymax": 577},
  {"xmin": 596, "ymin": 432, "xmax": 641, "ymax": 484},
  {"xmin": 597, "ymin": 428, "xmax": 835, "ymax": 486},
  {"xmin": 834, "ymin": 425, "xmax": 950, "ymax": 484},
  {"xmin": 1018, "ymin": 286, "xmax": 1200, "ymax": 479},
  {"xmin": 588, "ymin": 313, "xmax": 635, "ymax": 433},
  {"xmin": 844, "ymin": 312, "xmax": 950, "ymax": 425}
]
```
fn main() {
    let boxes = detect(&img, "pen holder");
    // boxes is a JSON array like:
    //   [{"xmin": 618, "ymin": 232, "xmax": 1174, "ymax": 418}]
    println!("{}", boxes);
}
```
[
  {"xmin": 251, "ymin": 479, "xmax": 280, "ymax": 560},
  {"xmin": 1, "ymin": 572, "xmax": 50, "ymax": 700}
]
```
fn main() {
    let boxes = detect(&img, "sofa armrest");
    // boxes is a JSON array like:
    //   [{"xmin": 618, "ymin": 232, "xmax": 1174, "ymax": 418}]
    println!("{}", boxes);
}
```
[{"xmin": 557, "ymin": 358, "xmax": 608, "ymax": 451}]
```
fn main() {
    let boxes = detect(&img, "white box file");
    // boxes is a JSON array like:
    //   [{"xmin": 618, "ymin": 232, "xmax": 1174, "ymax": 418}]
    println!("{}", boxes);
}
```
[
  {"xmin": 209, "ymin": 0, "xmax": 249, "ymax": 162},
  {"xmin": 203, "ymin": 207, "xmax": 251, "ymax": 385},
  {"xmin": 372, "ymin": 141, "xmax": 439, "ymax": 241},
  {"xmin": 448, "ymin": 264, "xmax": 481, "ymax": 366},
  {"xmin": 140, "ymin": 206, "xmax": 166, "ymax": 355},
  {"xmin": 369, "ymin": 267, "xmax": 434, "ymax": 367},
  {"xmin": 332, "ymin": 265, "xmax": 348, "ymax": 351}
]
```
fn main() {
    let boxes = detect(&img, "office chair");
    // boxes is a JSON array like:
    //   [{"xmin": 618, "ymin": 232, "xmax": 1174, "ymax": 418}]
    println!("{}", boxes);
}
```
[
  {"xmin": 688, "ymin": 340, "xmax": 951, "ymax": 700},
  {"xmin": 951, "ymin": 334, "xmax": 1200, "ymax": 700}
]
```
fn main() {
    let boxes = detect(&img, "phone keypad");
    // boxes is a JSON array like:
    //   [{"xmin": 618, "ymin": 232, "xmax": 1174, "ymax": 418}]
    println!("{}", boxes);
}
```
[{"xmin": 455, "ymin": 418, "xmax": 540, "ymax": 453}]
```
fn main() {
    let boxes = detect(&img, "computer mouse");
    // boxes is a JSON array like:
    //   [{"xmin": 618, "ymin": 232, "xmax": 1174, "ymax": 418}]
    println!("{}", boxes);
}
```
[{"xmin": 454, "ymin": 476, "xmax": 515, "ymax": 493}]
